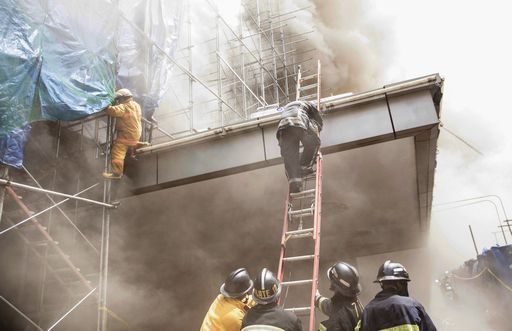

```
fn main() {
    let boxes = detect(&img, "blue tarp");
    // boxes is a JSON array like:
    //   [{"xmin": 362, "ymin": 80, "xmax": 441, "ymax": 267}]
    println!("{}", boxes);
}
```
[
  {"xmin": 486, "ymin": 244, "xmax": 512, "ymax": 285},
  {"xmin": 0, "ymin": 124, "xmax": 31, "ymax": 168},
  {"xmin": 0, "ymin": 0, "xmax": 180, "ymax": 168}
]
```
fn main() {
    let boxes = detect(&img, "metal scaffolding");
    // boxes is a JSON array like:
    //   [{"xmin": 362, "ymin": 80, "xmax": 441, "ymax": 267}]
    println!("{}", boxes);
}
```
[{"xmin": 0, "ymin": 1, "xmax": 318, "ymax": 330}]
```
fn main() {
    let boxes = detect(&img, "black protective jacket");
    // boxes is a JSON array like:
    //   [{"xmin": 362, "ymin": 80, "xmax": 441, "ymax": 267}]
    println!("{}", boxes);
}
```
[
  {"xmin": 357, "ymin": 288, "xmax": 437, "ymax": 331},
  {"xmin": 241, "ymin": 302, "xmax": 302, "ymax": 331},
  {"xmin": 276, "ymin": 100, "xmax": 323, "ymax": 138},
  {"xmin": 317, "ymin": 293, "xmax": 363, "ymax": 331}
]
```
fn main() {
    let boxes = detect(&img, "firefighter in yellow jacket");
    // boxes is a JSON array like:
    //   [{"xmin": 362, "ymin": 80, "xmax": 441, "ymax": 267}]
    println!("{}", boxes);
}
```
[
  {"xmin": 102, "ymin": 88, "xmax": 146, "ymax": 179},
  {"xmin": 201, "ymin": 268, "xmax": 255, "ymax": 331}
]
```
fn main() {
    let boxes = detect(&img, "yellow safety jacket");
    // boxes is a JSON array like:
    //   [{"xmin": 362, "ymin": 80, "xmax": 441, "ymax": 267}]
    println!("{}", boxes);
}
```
[
  {"xmin": 106, "ymin": 99, "xmax": 142, "ymax": 146},
  {"xmin": 200, "ymin": 294, "xmax": 247, "ymax": 331}
]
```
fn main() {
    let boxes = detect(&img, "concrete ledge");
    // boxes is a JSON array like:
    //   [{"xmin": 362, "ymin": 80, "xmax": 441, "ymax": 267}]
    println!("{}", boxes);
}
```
[{"xmin": 130, "ymin": 74, "xmax": 443, "ymax": 196}]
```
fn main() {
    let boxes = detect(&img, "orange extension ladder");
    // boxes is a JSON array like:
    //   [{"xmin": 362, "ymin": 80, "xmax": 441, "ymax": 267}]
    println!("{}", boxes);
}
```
[{"xmin": 277, "ymin": 60, "xmax": 322, "ymax": 331}]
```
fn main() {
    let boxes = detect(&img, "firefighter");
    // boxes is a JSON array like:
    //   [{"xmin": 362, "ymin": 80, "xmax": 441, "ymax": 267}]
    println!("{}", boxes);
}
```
[
  {"xmin": 102, "ymin": 88, "xmax": 148, "ymax": 179},
  {"xmin": 356, "ymin": 260, "xmax": 437, "ymax": 331},
  {"xmin": 241, "ymin": 268, "xmax": 302, "ymax": 331},
  {"xmin": 276, "ymin": 100, "xmax": 323, "ymax": 193},
  {"xmin": 315, "ymin": 262, "xmax": 364, "ymax": 331},
  {"xmin": 200, "ymin": 268, "xmax": 254, "ymax": 331}
]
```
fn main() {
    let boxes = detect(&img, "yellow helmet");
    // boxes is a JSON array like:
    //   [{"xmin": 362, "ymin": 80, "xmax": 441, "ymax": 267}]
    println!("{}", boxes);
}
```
[{"xmin": 114, "ymin": 88, "xmax": 133, "ymax": 98}]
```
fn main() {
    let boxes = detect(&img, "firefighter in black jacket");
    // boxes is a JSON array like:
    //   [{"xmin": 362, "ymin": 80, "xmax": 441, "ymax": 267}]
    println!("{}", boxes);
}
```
[
  {"xmin": 356, "ymin": 260, "xmax": 437, "ymax": 331},
  {"xmin": 315, "ymin": 262, "xmax": 364, "ymax": 331},
  {"xmin": 276, "ymin": 100, "xmax": 323, "ymax": 193},
  {"xmin": 241, "ymin": 268, "xmax": 302, "ymax": 331}
]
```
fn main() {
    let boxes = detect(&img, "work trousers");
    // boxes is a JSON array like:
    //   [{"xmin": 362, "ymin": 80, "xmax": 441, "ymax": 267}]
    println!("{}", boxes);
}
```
[
  {"xmin": 111, "ymin": 142, "xmax": 132, "ymax": 175},
  {"xmin": 278, "ymin": 126, "xmax": 320, "ymax": 192}
]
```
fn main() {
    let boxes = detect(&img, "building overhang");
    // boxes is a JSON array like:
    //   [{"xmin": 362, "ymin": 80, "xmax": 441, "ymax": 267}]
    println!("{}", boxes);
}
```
[{"xmin": 121, "ymin": 73, "xmax": 443, "ymax": 257}]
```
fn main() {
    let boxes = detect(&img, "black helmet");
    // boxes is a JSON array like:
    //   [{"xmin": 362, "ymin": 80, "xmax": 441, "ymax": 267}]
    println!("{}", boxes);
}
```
[
  {"xmin": 327, "ymin": 262, "xmax": 361, "ymax": 297},
  {"xmin": 253, "ymin": 268, "xmax": 281, "ymax": 304},
  {"xmin": 374, "ymin": 260, "xmax": 411, "ymax": 283},
  {"xmin": 220, "ymin": 268, "xmax": 253, "ymax": 299}
]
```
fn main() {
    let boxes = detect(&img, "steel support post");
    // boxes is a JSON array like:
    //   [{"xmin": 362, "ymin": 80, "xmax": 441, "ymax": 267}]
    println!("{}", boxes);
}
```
[
  {"xmin": 187, "ymin": 0, "xmax": 194, "ymax": 131},
  {"xmin": 97, "ymin": 116, "xmax": 113, "ymax": 331},
  {"xmin": 239, "ymin": 6, "xmax": 248, "ymax": 118},
  {"xmin": 0, "ymin": 165, "xmax": 7, "ymax": 226},
  {"xmin": 215, "ymin": 11, "xmax": 224, "ymax": 128},
  {"xmin": 256, "ymin": 0, "xmax": 265, "ymax": 102},
  {"xmin": 268, "ymin": 0, "xmax": 278, "ymax": 103}
]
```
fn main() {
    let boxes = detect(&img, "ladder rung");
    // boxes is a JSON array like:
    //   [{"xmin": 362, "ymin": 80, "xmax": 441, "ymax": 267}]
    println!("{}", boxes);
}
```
[
  {"xmin": 303, "ymin": 173, "xmax": 317, "ymax": 181},
  {"xmin": 289, "ymin": 233, "xmax": 313, "ymax": 239},
  {"xmin": 299, "ymin": 83, "xmax": 318, "ymax": 91},
  {"xmin": 283, "ymin": 255, "xmax": 314, "ymax": 262},
  {"xmin": 301, "ymin": 74, "xmax": 317, "ymax": 81},
  {"xmin": 53, "ymin": 267, "xmax": 76, "ymax": 273},
  {"xmin": 286, "ymin": 228, "xmax": 314, "ymax": 236},
  {"xmin": 288, "ymin": 208, "xmax": 314, "ymax": 217},
  {"xmin": 282, "ymin": 279, "xmax": 313, "ymax": 286},
  {"xmin": 290, "ymin": 189, "xmax": 315, "ymax": 199},
  {"xmin": 29, "ymin": 240, "xmax": 48, "ymax": 246},
  {"xmin": 285, "ymin": 307, "xmax": 311, "ymax": 313},
  {"xmin": 299, "ymin": 93, "xmax": 317, "ymax": 100}
]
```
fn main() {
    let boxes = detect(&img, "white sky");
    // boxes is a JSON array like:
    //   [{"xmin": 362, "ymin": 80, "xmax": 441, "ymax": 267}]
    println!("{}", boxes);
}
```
[{"xmin": 371, "ymin": 0, "xmax": 512, "ymax": 261}]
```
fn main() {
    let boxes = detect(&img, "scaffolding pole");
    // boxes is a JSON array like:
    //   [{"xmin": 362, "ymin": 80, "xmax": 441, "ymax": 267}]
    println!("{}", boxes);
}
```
[
  {"xmin": 0, "ymin": 165, "xmax": 7, "ymax": 226},
  {"xmin": 97, "ymin": 116, "xmax": 113, "ymax": 331},
  {"xmin": 0, "ymin": 183, "xmax": 98, "ymax": 236},
  {"xmin": 0, "ymin": 296, "xmax": 44, "ymax": 331},
  {"xmin": 22, "ymin": 165, "xmax": 100, "ymax": 253},
  {"xmin": 47, "ymin": 288, "xmax": 97, "ymax": 331},
  {"xmin": 0, "ymin": 179, "xmax": 116, "ymax": 209},
  {"xmin": 4, "ymin": 186, "xmax": 94, "ymax": 291}
]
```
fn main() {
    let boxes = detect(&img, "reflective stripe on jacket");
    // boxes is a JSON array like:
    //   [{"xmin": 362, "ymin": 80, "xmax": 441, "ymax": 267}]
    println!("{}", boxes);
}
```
[
  {"xmin": 200, "ymin": 294, "xmax": 247, "ymax": 331},
  {"xmin": 106, "ymin": 99, "xmax": 142, "ymax": 146},
  {"xmin": 356, "ymin": 289, "xmax": 437, "ymax": 331}
]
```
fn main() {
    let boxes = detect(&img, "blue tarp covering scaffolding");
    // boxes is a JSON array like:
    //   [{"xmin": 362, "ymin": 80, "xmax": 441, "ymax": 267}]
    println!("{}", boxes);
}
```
[{"xmin": 0, "ymin": 0, "xmax": 181, "ymax": 168}]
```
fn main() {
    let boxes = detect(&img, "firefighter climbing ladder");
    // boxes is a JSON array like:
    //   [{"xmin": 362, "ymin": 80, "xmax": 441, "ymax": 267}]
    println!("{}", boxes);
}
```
[{"xmin": 277, "ymin": 60, "xmax": 322, "ymax": 331}]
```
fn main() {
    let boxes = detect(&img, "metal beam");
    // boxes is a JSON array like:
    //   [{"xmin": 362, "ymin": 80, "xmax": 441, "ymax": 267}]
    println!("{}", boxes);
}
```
[
  {"xmin": 0, "ymin": 184, "xmax": 98, "ymax": 236},
  {"xmin": 0, "ymin": 296, "xmax": 44, "ymax": 331},
  {"xmin": 0, "ymin": 179, "xmax": 117, "ymax": 209},
  {"xmin": 4, "ymin": 186, "xmax": 94, "ymax": 292},
  {"xmin": 47, "ymin": 288, "xmax": 97, "ymax": 331},
  {"xmin": 22, "ymin": 166, "xmax": 99, "ymax": 253}
]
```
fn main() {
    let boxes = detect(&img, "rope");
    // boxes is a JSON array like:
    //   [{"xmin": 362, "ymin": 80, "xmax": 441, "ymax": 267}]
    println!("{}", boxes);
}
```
[
  {"xmin": 452, "ymin": 268, "xmax": 512, "ymax": 293},
  {"xmin": 451, "ymin": 267, "xmax": 488, "ymax": 280},
  {"xmin": 98, "ymin": 306, "xmax": 132, "ymax": 329},
  {"xmin": 486, "ymin": 269, "xmax": 512, "ymax": 293}
]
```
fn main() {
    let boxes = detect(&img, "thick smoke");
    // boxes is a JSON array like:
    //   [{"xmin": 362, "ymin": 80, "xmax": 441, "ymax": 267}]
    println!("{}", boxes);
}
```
[{"xmin": 278, "ymin": 0, "xmax": 390, "ymax": 95}]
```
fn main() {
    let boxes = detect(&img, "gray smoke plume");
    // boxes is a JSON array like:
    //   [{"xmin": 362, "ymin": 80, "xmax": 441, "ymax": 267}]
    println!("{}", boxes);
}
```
[{"xmin": 278, "ymin": 0, "xmax": 390, "ymax": 95}]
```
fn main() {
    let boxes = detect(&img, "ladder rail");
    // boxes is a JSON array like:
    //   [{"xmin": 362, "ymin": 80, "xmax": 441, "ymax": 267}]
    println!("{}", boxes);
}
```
[
  {"xmin": 309, "ymin": 61, "xmax": 321, "ymax": 331},
  {"xmin": 277, "ymin": 199, "xmax": 291, "ymax": 283},
  {"xmin": 309, "ymin": 153, "xmax": 322, "ymax": 331},
  {"xmin": 295, "ymin": 65, "xmax": 302, "ymax": 101}
]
